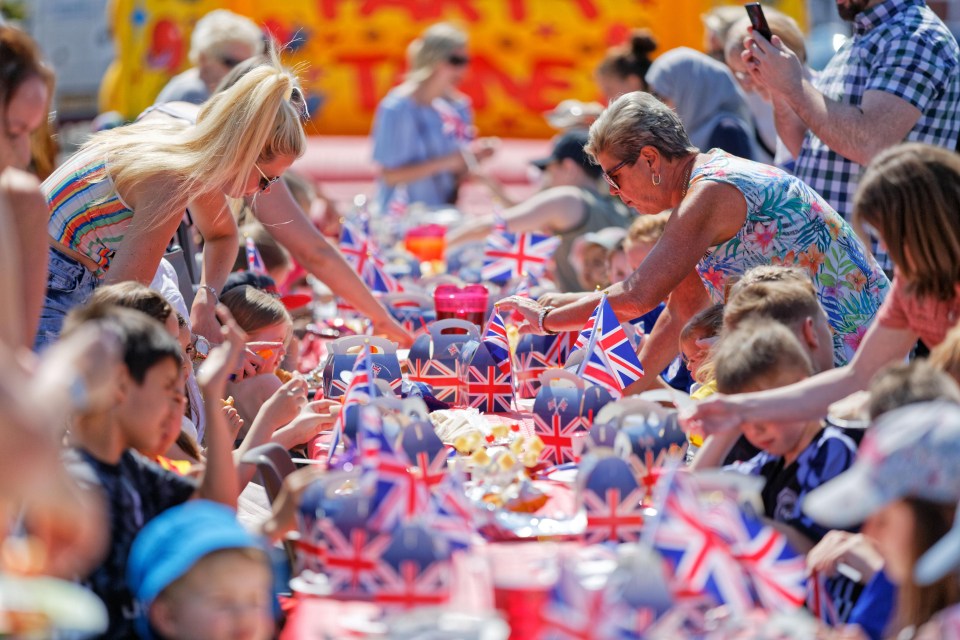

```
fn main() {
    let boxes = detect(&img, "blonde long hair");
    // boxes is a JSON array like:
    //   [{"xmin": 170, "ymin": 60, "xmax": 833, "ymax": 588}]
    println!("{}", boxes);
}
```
[{"xmin": 81, "ymin": 51, "xmax": 306, "ymax": 220}]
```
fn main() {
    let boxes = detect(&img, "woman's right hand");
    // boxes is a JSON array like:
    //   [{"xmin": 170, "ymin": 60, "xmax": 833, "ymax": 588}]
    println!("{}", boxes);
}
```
[
  {"xmin": 679, "ymin": 394, "xmax": 746, "ymax": 437},
  {"xmin": 372, "ymin": 315, "xmax": 415, "ymax": 348},
  {"xmin": 495, "ymin": 296, "xmax": 545, "ymax": 335}
]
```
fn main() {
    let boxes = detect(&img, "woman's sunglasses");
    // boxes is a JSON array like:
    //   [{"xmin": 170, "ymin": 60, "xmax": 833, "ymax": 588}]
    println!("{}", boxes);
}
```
[
  {"xmin": 601, "ymin": 158, "xmax": 632, "ymax": 191},
  {"xmin": 220, "ymin": 55, "xmax": 245, "ymax": 69},
  {"xmin": 255, "ymin": 164, "xmax": 281, "ymax": 193},
  {"xmin": 447, "ymin": 54, "xmax": 470, "ymax": 66}
]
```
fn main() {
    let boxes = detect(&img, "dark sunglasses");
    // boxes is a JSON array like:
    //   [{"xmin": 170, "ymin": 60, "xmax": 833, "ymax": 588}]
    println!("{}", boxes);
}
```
[
  {"xmin": 220, "ymin": 55, "xmax": 245, "ymax": 69},
  {"xmin": 601, "ymin": 158, "xmax": 632, "ymax": 191},
  {"xmin": 447, "ymin": 54, "xmax": 470, "ymax": 66},
  {"xmin": 255, "ymin": 164, "xmax": 280, "ymax": 193}
]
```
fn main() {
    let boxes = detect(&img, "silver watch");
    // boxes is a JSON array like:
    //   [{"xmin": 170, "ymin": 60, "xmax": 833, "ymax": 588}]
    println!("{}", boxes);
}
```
[
  {"xmin": 537, "ymin": 305, "xmax": 557, "ymax": 335},
  {"xmin": 192, "ymin": 335, "xmax": 211, "ymax": 363}
]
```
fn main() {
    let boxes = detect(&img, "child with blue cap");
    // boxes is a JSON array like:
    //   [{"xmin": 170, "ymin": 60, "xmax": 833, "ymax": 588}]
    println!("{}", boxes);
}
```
[{"xmin": 126, "ymin": 500, "xmax": 274, "ymax": 640}]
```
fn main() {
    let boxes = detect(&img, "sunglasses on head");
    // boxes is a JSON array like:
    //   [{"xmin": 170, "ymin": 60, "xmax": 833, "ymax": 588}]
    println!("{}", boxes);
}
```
[
  {"xmin": 254, "ymin": 164, "xmax": 280, "ymax": 193},
  {"xmin": 447, "ymin": 54, "xmax": 470, "ymax": 66}
]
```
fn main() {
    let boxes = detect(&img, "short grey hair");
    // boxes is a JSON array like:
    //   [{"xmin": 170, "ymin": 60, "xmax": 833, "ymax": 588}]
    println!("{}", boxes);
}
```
[
  {"xmin": 189, "ymin": 10, "xmax": 263, "ymax": 64},
  {"xmin": 406, "ymin": 23, "xmax": 468, "ymax": 81},
  {"xmin": 585, "ymin": 91, "xmax": 698, "ymax": 166}
]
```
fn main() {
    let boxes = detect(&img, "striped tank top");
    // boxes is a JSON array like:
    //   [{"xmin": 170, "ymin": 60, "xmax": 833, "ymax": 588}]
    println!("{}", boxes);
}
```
[{"xmin": 43, "ymin": 145, "xmax": 135, "ymax": 277}]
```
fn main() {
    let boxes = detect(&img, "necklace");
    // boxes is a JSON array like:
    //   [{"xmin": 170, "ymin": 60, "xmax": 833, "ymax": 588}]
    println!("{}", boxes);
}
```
[{"xmin": 680, "ymin": 157, "xmax": 695, "ymax": 199}]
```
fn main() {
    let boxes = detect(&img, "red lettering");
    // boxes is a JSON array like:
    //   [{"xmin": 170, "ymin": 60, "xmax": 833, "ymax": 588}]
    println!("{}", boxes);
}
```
[
  {"xmin": 317, "ymin": 0, "xmax": 347, "ymax": 20},
  {"xmin": 460, "ymin": 55, "xmax": 576, "ymax": 113},
  {"xmin": 526, "ymin": 58, "xmax": 577, "ymax": 112},
  {"xmin": 507, "ymin": 0, "xmax": 526, "ymax": 21},
  {"xmin": 335, "ymin": 53, "xmax": 397, "ymax": 112},
  {"xmin": 359, "ymin": 0, "xmax": 480, "ymax": 21},
  {"xmin": 459, "ymin": 55, "xmax": 525, "ymax": 111},
  {"xmin": 571, "ymin": 0, "xmax": 599, "ymax": 19}
]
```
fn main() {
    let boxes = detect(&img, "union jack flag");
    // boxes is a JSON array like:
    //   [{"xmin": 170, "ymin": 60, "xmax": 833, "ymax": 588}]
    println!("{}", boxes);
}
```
[
  {"xmin": 375, "ymin": 558, "xmax": 452, "ymax": 610},
  {"xmin": 432, "ymin": 97, "xmax": 475, "ymax": 145},
  {"xmin": 483, "ymin": 310, "xmax": 511, "ymax": 375},
  {"xmin": 512, "ymin": 273, "xmax": 532, "ymax": 298},
  {"xmin": 245, "ymin": 236, "xmax": 267, "ymax": 275},
  {"xmin": 540, "ymin": 562, "xmax": 656, "ymax": 640},
  {"xmin": 546, "ymin": 331, "xmax": 580, "ymax": 367},
  {"xmin": 364, "ymin": 255, "xmax": 404, "ymax": 294},
  {"xmin": 340, "ymin": 220, "xmax": 374, "ymax": 275},
  {"xmin": 327, "ymin": 345, "xmax": 375, "ymax": 462},
  {"xmin": 707, "ymin": 502, "xmax": 807, "ymax": 612},
  {"xmin": 482, "ymin": 230, "xmax": 560, "ymax": 284},
  {"xmin": 582, "ymin": 486, "xmax": 647, "ymax": 545},
  {"xmin": 363, "ymin": 440, "xmax": 430, "ymax": 532},
  {"xmin": 514, "ymin": 347, "xmax": 550, "ymax": 399},
  {"xmin": 387, "ymin": 298, "xmax": 432, "ymax": 334},
  {"xmin": 387, "ymin": 184, "xmax": 409, "ymax": 218},
  {"xmin": 533, "ymin": 398, "xmax": 581, "ymax": 464},
  {"xmin": 339, "ymin": 221, "xmax": 402, "ymax": 293},
  {"xmin": 462, "ymin": 364, "xmax": 513, "ymax": 414},
  {"xmin": 652, "ymin": 473, "xmax": 756, "ymax": 614},
  {"xmin": 572, "ymin": 305, "xmax": 600, "ymax": 352},
  {"xmin": 408, "ymin": 358, "xmax": 459, "ymax": 403},
  {"xmin": 427, "ymin": 469, "xmax": 476, "ymax": 550},
  {"xmin": 807, "ymin": 571, "xmax": 839, "ymax": 626},
  {"xmin": 577, "ymin": 296, "xmax": 644, "ymax": 397},
  {"xmin": 319, "ymin": 520, "xmax": 392, "ymax": 597}
]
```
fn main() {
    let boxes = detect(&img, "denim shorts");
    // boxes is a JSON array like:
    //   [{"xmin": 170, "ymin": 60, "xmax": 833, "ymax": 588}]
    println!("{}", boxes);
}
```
[{"xmin": 33, "ymin": 246, "xmax": 100, "ymax": 352}]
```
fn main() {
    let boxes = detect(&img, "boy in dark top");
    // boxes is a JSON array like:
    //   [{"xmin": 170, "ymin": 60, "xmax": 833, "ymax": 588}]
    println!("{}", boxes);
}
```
[
  {"xmin": 63, "ymin": 303, "xmax": 243, "ymax": 639},
  {"xmin": 713, "ymin": 319, "xmax": 858, "ymax": 551}
]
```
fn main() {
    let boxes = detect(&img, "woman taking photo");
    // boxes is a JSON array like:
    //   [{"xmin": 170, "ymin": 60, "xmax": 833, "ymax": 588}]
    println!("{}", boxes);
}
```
[
  {"xmin": 500, "ymin": 91, "xmax": 888, "ymax": 390},
  {"xmin": 36, "ymin": 54, "xmax": 305, "ymax": 350}
]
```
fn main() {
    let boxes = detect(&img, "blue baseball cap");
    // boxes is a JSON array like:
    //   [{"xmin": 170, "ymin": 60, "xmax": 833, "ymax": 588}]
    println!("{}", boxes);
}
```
[{"xmin": 126, "ymin": 500, "xmax": 266, "ymax": 639}]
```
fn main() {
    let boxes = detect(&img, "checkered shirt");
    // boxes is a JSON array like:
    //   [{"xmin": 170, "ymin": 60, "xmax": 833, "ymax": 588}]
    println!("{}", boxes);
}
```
[{"xmin": 794, "ymin": 0, "xmax": 960, "ymax": 272}]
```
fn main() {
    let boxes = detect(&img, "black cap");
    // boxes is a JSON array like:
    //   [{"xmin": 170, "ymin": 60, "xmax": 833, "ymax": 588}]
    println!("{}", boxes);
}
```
[
  {"xmin": 222, "ymin": 271, "xmax": 279, "ymax": 296},
  {"xmin": 530, "ymin": 129, "xmax": 601, "ymax": 179}
]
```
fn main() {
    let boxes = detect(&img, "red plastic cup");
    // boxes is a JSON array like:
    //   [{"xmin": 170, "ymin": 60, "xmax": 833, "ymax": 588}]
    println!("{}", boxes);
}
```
[
  {"xmin": 405, "ymin": 224, "xmax": 446, "ymax": 262},
  {"xmin": 486, "ymin": 543, "xmax": 558, "ymax": 639},
  {"xmin": 433, "ymin": 284, "xmax": 489, "ymax": 328}
]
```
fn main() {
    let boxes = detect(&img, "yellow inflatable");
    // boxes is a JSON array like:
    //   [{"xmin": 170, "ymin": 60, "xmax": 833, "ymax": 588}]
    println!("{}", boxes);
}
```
[{"xmin": 102, "ymin": 0, "xmax": 804, "ymax": 138}]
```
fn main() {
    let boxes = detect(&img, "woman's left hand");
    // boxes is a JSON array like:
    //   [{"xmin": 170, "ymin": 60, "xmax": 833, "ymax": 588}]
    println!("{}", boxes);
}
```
[
  {"xmin": 190, "ymin": 293, "xmax": 223, "ymax": 345},
  {"xmin": 496, "ymin": 296, "xmax": 545, "ymax": 335}
]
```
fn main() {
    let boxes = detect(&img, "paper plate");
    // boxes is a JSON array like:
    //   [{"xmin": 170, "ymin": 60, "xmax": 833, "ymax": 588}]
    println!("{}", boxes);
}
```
[{"xmin": 0, "ymin": 575, "xmax": 108, "ymax": 633}]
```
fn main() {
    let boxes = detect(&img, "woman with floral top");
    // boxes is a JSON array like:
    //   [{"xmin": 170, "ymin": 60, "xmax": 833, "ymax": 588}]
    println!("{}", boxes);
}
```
[
  {"xmin": 685, "ymin": 143, "xmax": 960, "ymax": 437},
  {"xmin": 500, "ymin": 91, "xmax": 888, "ymax": 392}
]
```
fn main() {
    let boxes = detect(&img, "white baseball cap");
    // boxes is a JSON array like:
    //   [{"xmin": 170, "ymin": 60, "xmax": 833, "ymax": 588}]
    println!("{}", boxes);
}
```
[{"xmin": 803, "ymin": 401, "xmax": 960, "ymax": 529}]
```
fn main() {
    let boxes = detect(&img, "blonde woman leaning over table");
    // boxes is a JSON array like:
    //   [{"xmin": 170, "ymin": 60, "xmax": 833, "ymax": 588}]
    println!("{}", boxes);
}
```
[{"xmin": 35, "ymin": 54, "xmax": 306, "ymax": 354}]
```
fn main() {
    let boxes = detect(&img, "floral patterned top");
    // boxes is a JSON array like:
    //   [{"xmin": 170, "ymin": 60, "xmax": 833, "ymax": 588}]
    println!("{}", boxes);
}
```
[{"xmin": 692, "ymin": 150, "xmax": 890, "ymax": 365}]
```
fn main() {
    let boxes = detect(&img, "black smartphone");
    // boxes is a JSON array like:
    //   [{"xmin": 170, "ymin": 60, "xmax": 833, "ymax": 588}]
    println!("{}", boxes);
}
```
[{"xmin": 744, "ymin": 2, "xmax": 773, "ymax": 42}]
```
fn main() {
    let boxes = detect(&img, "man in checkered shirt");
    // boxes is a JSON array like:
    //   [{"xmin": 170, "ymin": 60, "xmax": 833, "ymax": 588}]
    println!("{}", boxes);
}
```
[{"xmin": 743, "ymin": 0, "xmax": 960, "ymax": 273}]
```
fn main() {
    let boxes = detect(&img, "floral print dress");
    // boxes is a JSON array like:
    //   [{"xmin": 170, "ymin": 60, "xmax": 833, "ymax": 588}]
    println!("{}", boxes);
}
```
[{"xmin": 692, "ymin": 150, "xmax": 890, "ymax": 365}]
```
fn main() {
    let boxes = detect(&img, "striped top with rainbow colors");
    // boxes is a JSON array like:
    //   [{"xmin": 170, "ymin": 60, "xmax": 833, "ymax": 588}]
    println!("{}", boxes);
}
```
[{"xmin": 43, "ymin": 145, "xmax": 135, "ymax": 277}]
